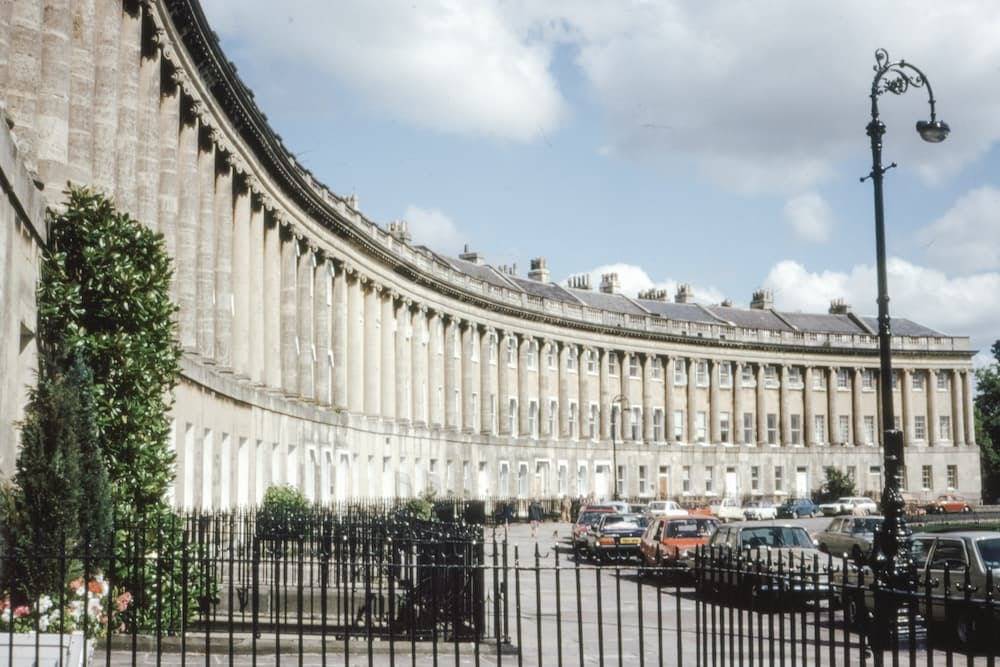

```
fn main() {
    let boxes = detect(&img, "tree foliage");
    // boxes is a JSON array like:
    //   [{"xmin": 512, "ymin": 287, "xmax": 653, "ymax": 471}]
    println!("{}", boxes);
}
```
[
  {"xmin": 974, "ymin": 341, "xmax": 1000, "ymax": 503},
  {"xmin": 39, "ymin": 187, "xmax": 181, "ymax": 517},
  {"xmin": 817, "ymin": 466, "xmax": 857, "ymax": 503}
]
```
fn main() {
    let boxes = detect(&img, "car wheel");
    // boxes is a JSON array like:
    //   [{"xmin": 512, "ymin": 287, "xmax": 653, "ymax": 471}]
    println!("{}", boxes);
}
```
[
  {"xmin": 962, "ymin": 505, "xmax": 972, "ymax": 513},
  {"xmin": 954, "ymin": 611, "xmax": 983, "ymax": 648},
  {"xmin": 818, "ymin": 542, "xmax": 829, "ymax": 555},
  {"xmin": 850, "ymin": 545, "xmax": 863, "ymax": 564}
]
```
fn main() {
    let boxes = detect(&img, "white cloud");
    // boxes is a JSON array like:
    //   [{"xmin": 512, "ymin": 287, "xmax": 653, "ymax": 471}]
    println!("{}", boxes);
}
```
[
  {"xmin": 762, "ymin": 258, "xmax": 1000, "ymax": 352},
  {"xmin": 783, "ymin": 192, "xmax": 835, "ymax": 243},
  {"xmin": 572, "ymin": 262, "xmax": 726, "ymax": 304},
  {"xmin": 917, "ymin": 185, "xmax": 1000, "ymax": 273},
  {"xmin": 203, "ymin": 0, "xmax": 565, "ymax": 142},
  {"xmin": 403, "ymin": 205, "xmax": 465, "ymax": 255}
]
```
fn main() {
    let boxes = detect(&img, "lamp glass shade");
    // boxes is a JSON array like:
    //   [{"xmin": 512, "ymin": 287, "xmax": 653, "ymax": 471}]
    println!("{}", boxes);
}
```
[{"xmin": 916, "ymin": 119, "xmax": 950, "ymax": 143}]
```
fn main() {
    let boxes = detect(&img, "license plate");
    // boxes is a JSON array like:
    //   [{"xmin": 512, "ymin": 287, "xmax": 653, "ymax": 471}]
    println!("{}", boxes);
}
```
[{"xmin": 620, "ymin": 538, "xmax": 640, "ymax": 545}]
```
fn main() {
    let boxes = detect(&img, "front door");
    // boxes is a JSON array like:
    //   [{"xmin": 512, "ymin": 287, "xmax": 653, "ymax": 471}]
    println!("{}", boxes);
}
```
[
  {"xmin": 658, "ymin": 465, "xmax": 670, "ymax": 498},
  {"xmin": 594, "ymin": 465, "xmax": 611, "ymax": 500},
  {"xmin": 795, "ymin": 467, "xmax": 809, "ymax": 497},
  {"xmin": 725, "ymin": 467, "xmax": 739, "ymax": 497}
]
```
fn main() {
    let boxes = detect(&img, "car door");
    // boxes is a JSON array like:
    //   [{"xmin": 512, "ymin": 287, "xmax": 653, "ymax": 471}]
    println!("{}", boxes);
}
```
[
  {"xmin": 925, "ymin": 538, "xmax": 968, "ymax": 623},
  {"xmin": 821, "ymin": 519, "xmax": 842, "ymax": 553}
]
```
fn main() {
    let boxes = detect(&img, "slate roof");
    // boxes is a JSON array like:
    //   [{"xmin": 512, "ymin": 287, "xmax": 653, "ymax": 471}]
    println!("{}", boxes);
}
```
[
  {"xmin": 636, "ymin": 300, "xmax": 724, "ymax": 325},
  {"xmin": 707, "ymin": 305, "xmax": 793, "ymax": 331},
  {"xmin": 861, "ymin": 317, "xmax": 944, "ymax": 337},
  {"xmin": 566, "ymin": 288, "xmax": 649, "ymax": 315},
  {"xmin": 778, "ymin": 312, "xmax": 866, "ymax": 335}
]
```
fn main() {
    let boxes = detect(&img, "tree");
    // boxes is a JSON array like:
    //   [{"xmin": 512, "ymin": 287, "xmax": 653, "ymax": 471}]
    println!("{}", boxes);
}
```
[
  {"xmin": 817, "ymin": 466, "xmax": 856, "ymax": 503},
  {"xmin": 38, "ymin": 187, "xmax": 181, "ymax": 519},
  {"xmin": 974, "ymin": 341, "xmax": 1000, "ymax": 503}
]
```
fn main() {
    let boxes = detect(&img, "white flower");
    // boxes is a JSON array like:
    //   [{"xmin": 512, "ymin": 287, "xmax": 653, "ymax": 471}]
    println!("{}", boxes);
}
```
[
  {"xmin": 68, "ymin": 601, "xmax": 83, "ymax": 621},
  {"xmin": 74, "ymin": 586, "xmax": 85, "ymax": 597},
  {"xmin": 1, "ymin": 608, "xmax": 10, "ymax": 623},
  {"xmin": 86, "ymin": 597, "xmax": 102, "ymax": 618},
  {"xmin": 38, "ymin": 615, "xmax": 50, "ymax": 632},
  {"xmin": 37, "ymin": 595, "xmax": 53, "ymax": 614}
]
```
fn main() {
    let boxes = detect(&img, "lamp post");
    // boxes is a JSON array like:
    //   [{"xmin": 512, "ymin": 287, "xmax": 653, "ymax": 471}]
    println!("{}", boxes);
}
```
[
  {"xmin": 864, "ymin": 48, "xmax": 949, "ymax": 603},
  {"xmin": 609, "ymin": 394, "xmax": 629, "ymax": 500}
]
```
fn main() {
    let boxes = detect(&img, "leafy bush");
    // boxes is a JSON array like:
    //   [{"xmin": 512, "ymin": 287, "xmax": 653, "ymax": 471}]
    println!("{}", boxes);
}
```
[
  {"xmin": 816, "ymin": 467, "xmax": 857, "ymax": 503},
  {"xmin": 257, "ymin": 485, "xmax": 313, "ymax": 539}
]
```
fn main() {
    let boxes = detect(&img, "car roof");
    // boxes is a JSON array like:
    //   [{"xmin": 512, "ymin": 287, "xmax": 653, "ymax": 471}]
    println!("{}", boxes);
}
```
[
  {"xmin": 722, "ymin": 521, "xmax": 806, "ymax": 529},
  {"xmin": 911, "ymin": 531, "xmax": 1000, "ymax": 540}
]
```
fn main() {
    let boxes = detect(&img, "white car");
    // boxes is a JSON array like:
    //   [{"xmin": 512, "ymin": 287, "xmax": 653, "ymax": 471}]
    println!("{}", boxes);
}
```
[
  {"xmin": 743, "ymin": 501, "xmax": 778, "ymax": 520},
  {"xmin": 818, "ymin": 496, "xmax": 878, "ymax": 516},
  {"xmin": 645, "ymin": 500, "xmax": 689, "ymax": 517},
  {"xmin": 710, "ymin": 497, "xmax": 746, "ymax": 522}
]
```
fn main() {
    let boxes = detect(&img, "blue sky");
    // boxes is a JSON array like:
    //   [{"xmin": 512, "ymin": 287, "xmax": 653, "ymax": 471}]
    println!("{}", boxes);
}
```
[{"xmin": 203, "ymin": 1, "xmax": 1000, "ymax": 362}]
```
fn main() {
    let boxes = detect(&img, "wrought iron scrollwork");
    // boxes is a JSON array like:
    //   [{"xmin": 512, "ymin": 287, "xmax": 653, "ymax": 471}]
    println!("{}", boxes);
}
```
[{"xmin": 870, "ymin": 48, "xmax": 939, "ymax": 121}]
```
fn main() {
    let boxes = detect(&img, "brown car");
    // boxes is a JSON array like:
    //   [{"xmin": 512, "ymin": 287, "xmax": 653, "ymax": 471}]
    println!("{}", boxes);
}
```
[
  {"xmin": 924, "ymin": 494, "xmax": 972, "ymax": 514},
  {"xmin": 640, "ymin": 516, "xmax": 719, "ymax": 570}
]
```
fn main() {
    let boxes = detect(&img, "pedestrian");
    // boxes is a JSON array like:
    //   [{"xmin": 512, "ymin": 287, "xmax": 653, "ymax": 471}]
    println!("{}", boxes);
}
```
[
  {"xmin": 560, "ymin": 495, "xmax": 572, "ymax": 523},
  {"xmin": 529, "ymin": 498, "xmax": 544, "ymax": 538}
]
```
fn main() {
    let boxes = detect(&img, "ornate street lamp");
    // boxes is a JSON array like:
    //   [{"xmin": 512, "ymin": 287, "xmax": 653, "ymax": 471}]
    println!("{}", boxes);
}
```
[
  {"xmin": 863, "ymin": 47, "xmax": 949, "ymax": 615},
  {"xmin": 609, "ymin": 394, "xmax": 629, "ymax": 500}
]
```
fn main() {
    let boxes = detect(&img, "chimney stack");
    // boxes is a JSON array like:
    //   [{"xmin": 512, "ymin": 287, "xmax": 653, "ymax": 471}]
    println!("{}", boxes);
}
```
[
  {"xmin": 829, "ymin": 298, "xmax": 851, "ymax": 315},
  {"xmin": 346, "ymin": 193, "xmax": 360, "ymax": 210},
  {"xmin": 674, "ymin": 283, "xmax": 694, "ymax": 304},
  {"xmin": 599, "ymin": 273, "xmax": 620, "ymax": 294},
  {"xmin": 388, "ymin": 220, "xmax": 411, "ymax": 244},
  {"xmin": 567, "ymin": 274, "xmax": 592, "ymax": 291},
  {"xmin": 458, "ymin": 244, "xmax": 484, "ymax": 265},
  {"xmin": 528, "ymin": 257, "xmax": 550, "ymax": 282},
  {"xmin": 638, "ymin": 288, "xmax": 668, "ymax": 301},
  {"xmin": 750, "ymin": 289, "xmax": 773, "ymax": 310}
]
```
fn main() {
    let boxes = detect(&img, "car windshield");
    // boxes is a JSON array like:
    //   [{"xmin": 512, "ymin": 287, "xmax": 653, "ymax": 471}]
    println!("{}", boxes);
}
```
[
  {"xmin": 739, "ymin": 526, "xmax": 814, "ymax": 549},
  {"xmin": 977, "ymin": 538, "xmax": 1000, "ymax": 569},
  {"xmin": 835, "ymin": 498, "xmax": 852, "ymax": 504},
  {"xmin": 852, "ymin": 518, "xmax": 883, "ymax": 534},
  {"xmin": 577, "ymin": 512, "xmax": 605, "ymax": 526},
  {"xmin": 664, "ymin": 519, "xmax": 715, "ymax": 537},
  {"xmin": 602, "ymin": 514, "xmax": 646, "ymax": 530}
]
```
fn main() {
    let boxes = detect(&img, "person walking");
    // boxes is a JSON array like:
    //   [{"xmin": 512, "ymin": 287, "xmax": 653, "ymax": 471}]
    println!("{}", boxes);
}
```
[
  {"xmin": 560, "ymin": 495, "xmax": 572, "ymax": 523},
  {"xmin": 529, "ymin": 499, "xmax": 544, "ymax": 538}
]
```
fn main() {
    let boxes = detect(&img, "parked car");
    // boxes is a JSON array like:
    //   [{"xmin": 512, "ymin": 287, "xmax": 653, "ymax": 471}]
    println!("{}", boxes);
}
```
[
  {"xmin": 776, "ymin": 498, "xmax": 819, "ymax": 519},
  {"xmin": 628, "ymin": 503, "xmax": 648, "ymax": 515},
  {"xmin": 710, "ymin": 497, "xmax": 746, "ymax": 522},
  {"xmin": 818, "ymin": 496, "xmax": 878, "ymax": 516},
  {"xmin": 640, "ymin": 516, "xmax": 719, "ymax": 571},
  {"xmin": 840, "ymin": 531, "xmax": 1000, "ymax": 648},
  {"xmin": 603, "ymin": 500, "xmax": 631, "ymax": 514},
  {"xmin": 693, "ymin": 522, "xmax": 833, "ymax": 603},
  {"xmin": 816, "ymin": 516, "xmax": 884, "ymax": 562},
  {"xmin": 571, "ymin": 505, "xmax": 616, "ymax": 553},
  {"xmin": 924, "ymin": 494, "xmax": 972, "ymax": 514},
  {"xmin": 645, "ymin": 500, "xmax": 689, "ymax": 517},
  {"xmin": 743, "ymin": 501, "xmax": 778, "ymax": 521},
  {"xmin": 585, "ymin": 513, "xmax": 649, "ymax": 562}
]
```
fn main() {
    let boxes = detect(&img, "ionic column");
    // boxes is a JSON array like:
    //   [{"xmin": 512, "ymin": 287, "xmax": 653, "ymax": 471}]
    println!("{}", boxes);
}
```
[
  {"xmin": 851, "ymin": 367, "xmax": 865, "ymax": 446},
  {"xmin": 114, "ymin": 3, "xmax": 141, "ymax": 213},
  {"xmin": 642, "ymin": 353, "xmax": 655, "ymax": 443},
  {"xmin": 214, "ymin": 160, "xmax": 234, "ymax": 370},
  {"xmin": 709, "ymin": 359, "xmax": 721, "ymax": 444},
  {"xmin": 157, "ymin": 74, "xmax": 180, "ymax": 299},
  {"xmin": 66, "ymin": 0, "xmax": 96, "ymax": 187},
  {"xmin": 279, "ymin": 227, "xmax": 298, "ymax": 394},
  {"xmin": 411, "ymin": 305, "xmax": 429, "ymax": 425},
  {"xmin": 462, "ymin": 323, "xmax": 476, "ymax": 432},
  {"xmin": 443, "ymin": 316, "xmax": 459, "ymax": 430},
  {"xmin": 951, "ymin": 369, "xmax": 965, "ymax": 446},
  {"xmin": 579, "ymin": 348, "xmax": 591, "ymax": 439},
  {"xmin": 91, "ymin": 0, "xmax": 120, "ymax": 191},
  {"xmin": 247, "ymin": 200, "xmax": 265, "ymax": 384},
  {"xmin": 540, "ymin": 340, "xmax": 553, "ymax": 439},
  {"xmin": 559, "ymin": 343, "xmax": 571, "ymax": 438},
  {"xmin": 363, "ymin": 284, "xmax": 382, "ymax": 416},
  {"xmin": 262, "ymin": 213, "xmax": 281, "ymax": 389},
  {"xmin": 7, "ymin": 1, "xmax": 42, "ymax": 170},
  {"xmin": 599, "ymin": 349, "xmax": 611, "ymax": 439},
  {"xmin": 196, "ymin": 134, "xmax": 216, "ymax": 359},
  {"xmin": 926, "ymin": 369, "xmax": 938, "ymax": 446},
  {"xmin": 381, "ymin": 291, "xmax": 396, "ymax": 419},
  {"xmin": 803, "ymin": 366, "xmax": 814, "ymax": 446},
  {"xmin": 232, "ymin": 179, "xmax": 251, "ymax": 375},
  {"xmin": 687, "ymin": 358, "xmax": 698, "ymax": 443},
  {"xmin": 827, "ymin": 367, "xmax": 838, "ymax": 444},
  {"xmin": 134, "ymin": 21, "xmax": 160, "ymax": 228},
  {"xmin": 778, "ymin": 365, "xmax": 790, "ymax": 446},
  {"xmin": 901, "ymin": 368, "xmax": 913, "ymax": 446},
  {"xmin": 427, "ymin": 311, "xmax": 443, "ymax": 427},
  {"xmin": 175, "ymin": 108, "xmax": 198, "ymax": 350},
  {"xmin": 314, "ymin": 256, "xmax": 331, "ymax": 406},
  {"xmin": 332, "ymin": 262, "xmax": 348, "ymax": 409},
  {"xmin": 395, "ymin": 299, "xmax": 411, "ymax": 422},
  {"xmin": 295, "ymin": 244, "xmax": 314, "ymax": 398},
  {"xmin": 664, "ymin": 356, "xmax": 675, "ymax": 443},
  {"xmin": 756, "ymin": 363, "xmax": 767, "ymax": 445},
  {"xmin": 346, "ymin": 270, "xmax": 365, "ymax": 413},
  {"xmin": 733, "ymin": 362, "xmax": 745, "ymax": 445},
  {"xmin": 36, "ymin": 0, "xmax": 72, "ymax": 196},
  {"xmin": 497, "ymin": 330, "xmax": 511, "ymax": 435},
  {"xmin": 619, "ymin": 353, "xmax": 631, "ymax": 441},
  {"xmin": 481, "ymin": 327, "xmax": 495, "ymax": 434},
  {"xmin": 964, "ymin": 370, "xmax": 976, "ymax": 446},
  {"xmin": 518, "ymin": 335, "xmax": 532, "ymax": 437}
]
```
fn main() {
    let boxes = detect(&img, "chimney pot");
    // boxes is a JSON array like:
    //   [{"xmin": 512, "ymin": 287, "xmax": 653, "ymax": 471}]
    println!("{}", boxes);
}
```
[
  {"xmin": 528, "ymin": 257, "xmax": 550, "ymax": 283},
  {"xmin": 674, "ymin": 283, "xmax": 694, "ymax": 304},
  {"xmin": 750, "ymin": 289, "xmax": 773, "ymax": 310},
  {"xmin": 828, "ymin": 298, "xmax": 851, "ymax": 315},
  {"xmin": 599, "ymin": 273, "xmax": 621, "ymax": 294}
]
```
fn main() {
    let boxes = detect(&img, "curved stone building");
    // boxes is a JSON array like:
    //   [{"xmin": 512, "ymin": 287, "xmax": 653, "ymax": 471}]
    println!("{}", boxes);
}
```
[{"xmin": 0, "ymin": 0, "xmax": 981, "ymax": 508}]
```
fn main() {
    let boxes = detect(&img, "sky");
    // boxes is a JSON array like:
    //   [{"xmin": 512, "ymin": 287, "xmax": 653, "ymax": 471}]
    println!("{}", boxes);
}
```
[{"xmin": 202, "ymin": 1, "xmax": 1000, "ymax": 364}]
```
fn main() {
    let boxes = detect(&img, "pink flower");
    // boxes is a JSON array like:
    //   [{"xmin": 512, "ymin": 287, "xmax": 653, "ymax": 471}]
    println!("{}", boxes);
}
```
[
  {"xmin": 115, "ymin": 592, "xmax": 132, "ymax": 612},
  {"xmin": 69, "ymin": 578, "xmax": 83, "ymax": 590},
  {"xmin": 87, "ymin": 580, "xmax": 103, "ymax": 595},
  {"xmin": 13, "ymin": 605, "xmax": 30, "ymax": 618}
]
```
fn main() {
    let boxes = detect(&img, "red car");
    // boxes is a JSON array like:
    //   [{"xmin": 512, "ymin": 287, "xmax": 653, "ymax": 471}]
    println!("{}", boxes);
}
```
[
  {"xmin": 924, "ymin": 494, "xmax": 972, "ymax": 514},
  {"xmin": 572, "ymin": 505, "xmax": 616, "ymax": 553},
  {"xmin": 640, "ymin": 516, "xmax": 719, "ymax": 569}
]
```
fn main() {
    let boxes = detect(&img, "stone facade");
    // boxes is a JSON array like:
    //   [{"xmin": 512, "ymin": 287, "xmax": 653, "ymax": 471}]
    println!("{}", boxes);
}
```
[{"xmin": 0, "ymin": 0, "xmax": 982, "ymax": 508}]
